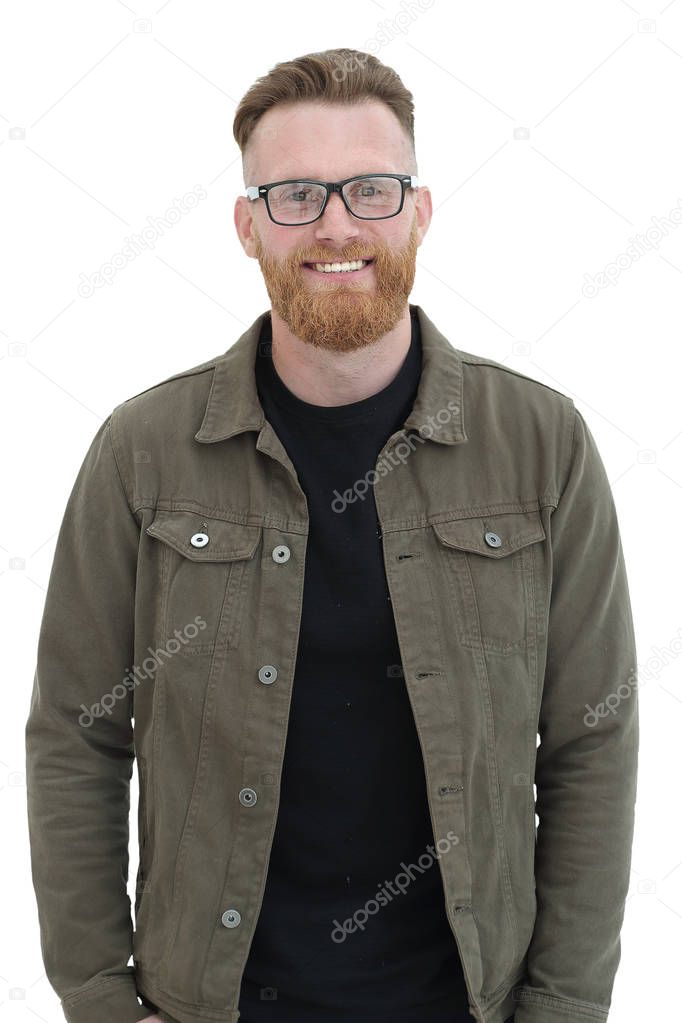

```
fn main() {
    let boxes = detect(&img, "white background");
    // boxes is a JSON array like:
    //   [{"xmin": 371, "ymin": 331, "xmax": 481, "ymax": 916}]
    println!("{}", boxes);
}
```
[{"xmin": 2, "ymin": 1, "xmax": 680, "ymax": 1021}]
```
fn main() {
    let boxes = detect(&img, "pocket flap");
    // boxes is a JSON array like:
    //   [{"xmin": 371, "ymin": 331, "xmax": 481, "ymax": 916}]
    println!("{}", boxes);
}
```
[
  {"xmin": 433, "ymin": 509, "xmax": 545, "ymax": 558},
  {"xmin": 146, "ymin": 510, "xmax": 261, "ymax": 562}
]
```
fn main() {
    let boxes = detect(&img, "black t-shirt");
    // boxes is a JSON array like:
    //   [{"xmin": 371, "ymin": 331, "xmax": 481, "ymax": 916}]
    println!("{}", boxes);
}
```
[{"xmin": 236, "ymin": 307, "xmax": 472, "ymax": 1022}]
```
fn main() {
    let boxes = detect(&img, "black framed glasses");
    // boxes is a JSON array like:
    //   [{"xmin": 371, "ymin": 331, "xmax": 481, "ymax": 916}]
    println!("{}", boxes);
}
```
[{"xmin": 245, "ymin": 172, "xmax": 419, "ymax": 226}]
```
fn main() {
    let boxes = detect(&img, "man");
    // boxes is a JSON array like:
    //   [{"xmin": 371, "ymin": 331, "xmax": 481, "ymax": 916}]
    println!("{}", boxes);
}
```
[{"xmin": 26, "ymin": 47, "xmax": 638, "ymax": 1023}]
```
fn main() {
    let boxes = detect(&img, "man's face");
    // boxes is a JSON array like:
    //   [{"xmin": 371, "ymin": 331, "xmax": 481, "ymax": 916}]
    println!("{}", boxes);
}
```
[{"xmin": 235, "ymin": 100, "xmax": 432, "ymax": 353}]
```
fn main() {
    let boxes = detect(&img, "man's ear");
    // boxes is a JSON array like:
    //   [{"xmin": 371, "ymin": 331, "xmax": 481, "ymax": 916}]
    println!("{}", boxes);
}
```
[
  {"xmin": 415, "ymin": 185, "xmax": 433, "ymax": 247},
  {"xmin": 234, "ymin": 196, "xmax": 258, "ymax": 259}
]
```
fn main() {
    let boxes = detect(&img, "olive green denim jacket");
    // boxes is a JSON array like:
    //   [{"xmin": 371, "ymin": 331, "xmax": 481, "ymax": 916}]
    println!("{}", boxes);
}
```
[{"xmin": 25, "ymin": 304, "xmax": 639, "ymax": 1023}]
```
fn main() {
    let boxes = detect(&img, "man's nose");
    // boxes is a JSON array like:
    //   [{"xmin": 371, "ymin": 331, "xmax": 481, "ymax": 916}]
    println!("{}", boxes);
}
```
[{"xmin": 313, "ymin": 191, "xmax": 361, "ymax": 244}]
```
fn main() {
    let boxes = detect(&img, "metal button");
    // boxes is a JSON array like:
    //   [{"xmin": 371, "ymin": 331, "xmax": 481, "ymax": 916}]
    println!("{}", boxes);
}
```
[
  {"xmin": 272, "ymin": 544, "xmax": 290, "ymax": 563},
  {"xmin": 258, "ymin": 665, "xmax": 278, "ymax": 685},
  {"xmin": 484, "ymin": 531, "xmax": 502, "ymax": 548},
  {"xmin": 221, "ymin": 908, "xmax": 241, "ymax": 928},
  {"xmin": 239, "ymin": 787, "xmax": 258, "ymax": 807},
  {"xmin": 190, "ymin": 532, "xmax": 209, "ymax": 548}
]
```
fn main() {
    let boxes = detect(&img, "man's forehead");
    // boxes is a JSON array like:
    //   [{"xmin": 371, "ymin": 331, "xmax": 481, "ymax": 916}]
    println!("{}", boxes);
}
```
[
  {"xmin": 264, "ymin": 164, "xmax": 404, "ymax": 181},
  {"xmin": 250, "ymin": 135, "xmax": 408, "ymax": 181},
  {"xmin": 246, "ymin": 111, "xmax": 411, "ymax": 183}
]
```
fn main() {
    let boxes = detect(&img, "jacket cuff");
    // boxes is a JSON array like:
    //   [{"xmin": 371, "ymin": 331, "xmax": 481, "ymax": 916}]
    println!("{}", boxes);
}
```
[
  {"xmin": 61, "ymin": 974, "xmax": 153, "ymax": 1023},
  {"xmin": 513, "ymin": 985, "xmax": 609, "ymax": 1023}
]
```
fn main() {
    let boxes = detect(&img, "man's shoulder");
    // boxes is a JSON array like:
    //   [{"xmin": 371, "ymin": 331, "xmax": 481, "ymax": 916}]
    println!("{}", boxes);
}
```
[
  {"xmin": 446, "ymin": 343, "xmax": 578, "ymax": 488},
  {"xmin": 454, "ymin": 344, "xmax": 574, "ymax": 410},
  {"xmin": 100, "ymin": 350, "xmax": 231, "ymax": 496},
  {"xmin": 106, "ymin": 310, "xmax": 266, "ymax": 441},
  {"xmin": 116, "ymin": 352, "xmax": 222, "ymax": 410},
  {"xmin": 107, "ymin": 350, "xmax": 225, "ymax": 440}
]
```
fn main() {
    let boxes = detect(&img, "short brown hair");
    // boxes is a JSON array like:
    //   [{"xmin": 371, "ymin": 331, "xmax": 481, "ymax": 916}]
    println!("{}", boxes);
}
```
[{"xmin": 233, "ymin": 48, "xmax": 416, "ymax": 180}]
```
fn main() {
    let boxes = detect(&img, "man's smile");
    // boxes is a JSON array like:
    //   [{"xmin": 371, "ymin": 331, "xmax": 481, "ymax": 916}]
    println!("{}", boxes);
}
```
[{"xmin": 301, "ymin": 258, "xmax": 375, "ymax": 277}]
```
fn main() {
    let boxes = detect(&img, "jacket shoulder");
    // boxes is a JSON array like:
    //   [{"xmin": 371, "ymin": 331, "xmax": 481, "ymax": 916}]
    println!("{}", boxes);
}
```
[
  {"xmin": 107, "ymin": 352, "xmax": 224, "ymax": 444},
  {"xmin": 455, "ymin": 346, "xmax": 575, "ymax": 407},
  {"xmin": 452, "ymin": 346, "xmax": 578, "ymax": 505},
  {"xmin": 112, "ymin": 353, "xmax": 221, "ymax": 417},
  {"xmin": 104, "ymin": 353, "xmax": 224, "ymax": 509}
]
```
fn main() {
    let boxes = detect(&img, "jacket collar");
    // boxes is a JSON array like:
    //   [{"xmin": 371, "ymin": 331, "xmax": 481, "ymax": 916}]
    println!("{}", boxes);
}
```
[{"xmin": 194, "ymin": 303, "xmax": 467, "ymax": 446}]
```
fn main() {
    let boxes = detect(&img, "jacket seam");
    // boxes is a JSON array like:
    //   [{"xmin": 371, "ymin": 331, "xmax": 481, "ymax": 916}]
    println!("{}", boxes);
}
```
[
  {"xmin": 131, "ymin": 498, "xmax": 563, "ymax": 529},
  {"xmin": 557, "ymin": 401, "xmax": 578, "ymax": 509},
  {"xmin": 470, "ymin": 597, "xmax": 520, "ymax": 960},
  {"xmin": 458, "ymin": 356, "xmax": 581, "ymax": 403},
  {"xmin": 61, "ymin": 974, "xmax": 135, "ymax": 1007},
  {"xmin": 112, "ymin": 361, "xmax": 218, "ymax": 414},
  {"xmin": 515, "ymin": 985, "xmax": 608, "ymax": 1017},
  {"xmin": 430, "ymin": 498, "xmax": 556, "ymax": 521},
  {"xmin": 136, "ymin": 969, "xmax": 236, "ymax": 1016},
  {"xmin": 130, "ymin": 497, "xmax": 310, "ymax": 533},
  {"xmin": 107, "ymin": 411, "xmax": 141, "ymax": 527}
]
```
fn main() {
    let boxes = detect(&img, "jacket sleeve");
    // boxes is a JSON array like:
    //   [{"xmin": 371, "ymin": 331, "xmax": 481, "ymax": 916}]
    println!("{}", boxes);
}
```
[
  {"xmin": 25, "ymin": 414, "xmax": 152, "ymax": 1023},
  {"xmin": 514, "ymin": 405, "xmax": 639, "ymax": 1023}
]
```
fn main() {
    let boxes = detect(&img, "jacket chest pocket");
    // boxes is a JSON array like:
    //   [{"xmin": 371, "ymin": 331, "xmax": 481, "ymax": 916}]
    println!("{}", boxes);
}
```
[
  {"xmin": 146, "ymin": 510, "xmax": 262, "ymax": 656},
  {"xmin": 432, "ymin": 509, "xmax": 546, "ymax": 656}
]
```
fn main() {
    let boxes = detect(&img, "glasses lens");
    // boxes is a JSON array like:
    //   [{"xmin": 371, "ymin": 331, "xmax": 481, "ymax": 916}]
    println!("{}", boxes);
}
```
[
  {"xmin": 268, "ymin": 182, "xmax": 326, "ymax": 224},
  {"xmin": 342, "ymin": 176, "xmax": 402, "ymax": 218}
]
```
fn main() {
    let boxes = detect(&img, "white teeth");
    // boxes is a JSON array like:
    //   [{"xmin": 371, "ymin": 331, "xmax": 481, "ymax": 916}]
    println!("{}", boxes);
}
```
[{"xmin": 312, "ymin": 259, "xmax": 368, "ymax": 273}]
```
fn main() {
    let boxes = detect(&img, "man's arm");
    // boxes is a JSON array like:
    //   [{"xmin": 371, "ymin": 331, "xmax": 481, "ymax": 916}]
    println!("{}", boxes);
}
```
[
  {"xmin": 25, "ymin": 414, "xmax": 151, "ymax": 1023},
  {"xmin": 515, "ymin": 406, "xmax": 639, "ymax": 1023}
]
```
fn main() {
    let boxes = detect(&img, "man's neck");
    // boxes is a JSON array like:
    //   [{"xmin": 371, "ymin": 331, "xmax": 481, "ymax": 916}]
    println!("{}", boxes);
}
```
[{"xmin": 267, "ymin": 305, "xmax": 413, "ymax": 407}]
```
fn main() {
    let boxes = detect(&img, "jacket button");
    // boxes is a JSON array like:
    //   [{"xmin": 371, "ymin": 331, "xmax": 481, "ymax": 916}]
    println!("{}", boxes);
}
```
[
  {"xmin": 272, "ymin": 544, "xmax": 290, "ymax": 563},
  {"xmin": 258, "ymin": 665, "xmax": 278, "ymax": 685},
  {"xmin": 239, "ymin": 787, "xmax": 258, "ymax": 806},
  {"xmin": 221, "ymin": 909, "xmax": 241, "ymax": 928},
  {"xmin": 190, "ymin": 532, "xmax": 209, "ymax": 548},
  {"xmin": 484, "ymin": 531, "xmax": 502, "ymax": 548}
]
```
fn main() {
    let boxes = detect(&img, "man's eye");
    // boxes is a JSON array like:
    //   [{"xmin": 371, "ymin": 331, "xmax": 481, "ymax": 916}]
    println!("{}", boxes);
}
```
[
  {"xmin": 349, "ymin": 184, "xmax": 382, "ymax": 199},
  {"xmin": 289, "ymin": 189, "xmax": 312, "ymax": 202}
]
